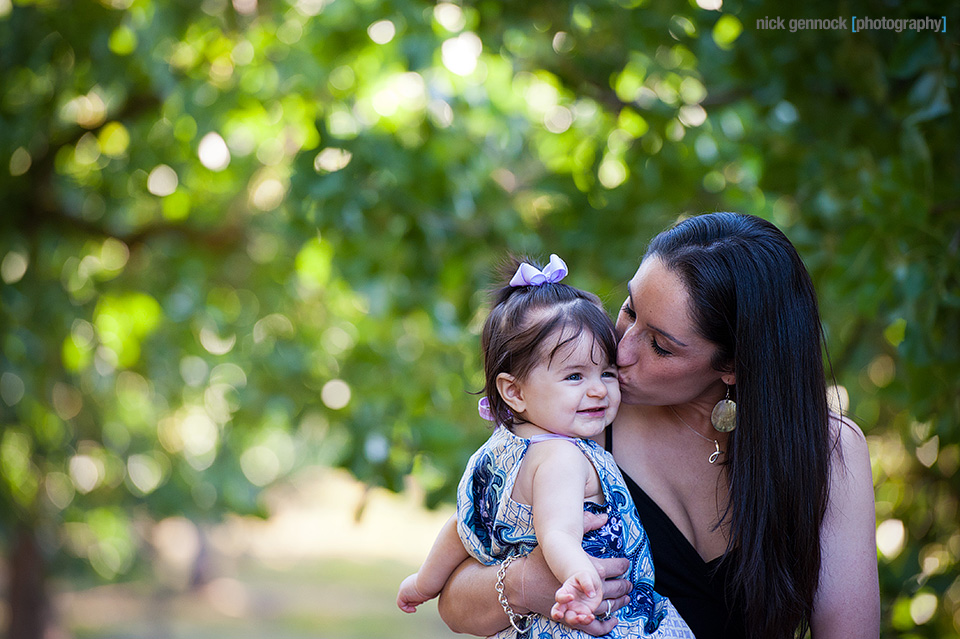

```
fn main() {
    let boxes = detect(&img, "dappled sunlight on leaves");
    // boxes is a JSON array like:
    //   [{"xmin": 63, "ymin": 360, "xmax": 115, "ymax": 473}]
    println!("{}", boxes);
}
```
[{"xmin": 0, "ymin": 0, "xmax": 957, "ymax": 635}]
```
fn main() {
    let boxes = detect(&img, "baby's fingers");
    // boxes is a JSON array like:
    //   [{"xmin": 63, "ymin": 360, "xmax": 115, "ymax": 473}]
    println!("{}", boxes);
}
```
[
  {"xmin": 572, "ymin": 574, "xmax": 599, "ymax": 598},
  {"xmin": 551, "ymin": 603, "xmax": 594, "ymax": 624}
]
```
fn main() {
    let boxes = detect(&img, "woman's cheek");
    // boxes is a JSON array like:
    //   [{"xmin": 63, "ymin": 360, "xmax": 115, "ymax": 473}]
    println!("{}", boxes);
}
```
[{"xmin": 616, "ymin": 357, "xmax": 643, "ymax": 395}]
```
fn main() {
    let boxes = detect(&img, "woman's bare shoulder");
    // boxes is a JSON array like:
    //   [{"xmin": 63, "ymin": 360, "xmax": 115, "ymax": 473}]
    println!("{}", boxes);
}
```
[
  {"xmin": 828, "ymin": 412, "xmax": 869, "ymax": 466},
  {"xmin": 829, "ymin": 411, "xmax": 866, "ymax": 438},
  {"xmin": 825, "ymin": 412, "xmax": 874, "ymax": 508}
]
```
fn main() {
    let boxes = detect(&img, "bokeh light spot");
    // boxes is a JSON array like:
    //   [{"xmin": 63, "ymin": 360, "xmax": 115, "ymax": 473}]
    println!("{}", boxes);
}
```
[
  {"xmin": 127, "ymin": 454, "xmax": 164, "ymax": 494},
  {"xmin": 9, "ymin": 146, "xmax": 32, "ymax": 176},
  {"xmin": 877, "ymin": 519, "xmax": 906, "ymax": 560},
  {"xmin": 442, "ymin": 32, "xmax": 482, "ymax": 76},
  {"xmin": 321, "ymin": 379, "xmax": 351, "ymax": 410},
  {"xmin": 1, "ymin": 250, "xmax": 28, "ymax": 283},
  {"xmin": 314, "ymin": 147, "xmax": 352, "ymax": 173},
  {"xmin": 69, "ymin": 454, "xmax": 103, "ymax": 494},
  {"xmin": 198, "ymin": 132, "xmax": 231, "ymax": 171},
  {"xmin": 147, "ymin": 164, "xmax": 179, "ymax": 196},
  {"xmin": 0, "ymin": 372, "xmax": 25, "ymax": 406},
  {"xmin": 368, "ymin": 20, "xmax": 395, "ymax": 44},
  {"xmin": 909, "ymin": 592, "xmax": 937, "ymax": 625},
  {"xmin": 434, "ymin": 3, "xmax": 465, "ymax": 32}
]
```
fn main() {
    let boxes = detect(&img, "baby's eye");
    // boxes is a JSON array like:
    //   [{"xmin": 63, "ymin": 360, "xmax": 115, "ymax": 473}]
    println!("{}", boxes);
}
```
[
  {"xmin": 602, "ymin": 370, "xmax": 617, "ymax": 378},
  {"xmin": 620, "ymin": 303, "xmax": 637, "ymax": 320},
  {"xmin": 566, "ymin": 373, "xmax": 583, "ymax": 381}
]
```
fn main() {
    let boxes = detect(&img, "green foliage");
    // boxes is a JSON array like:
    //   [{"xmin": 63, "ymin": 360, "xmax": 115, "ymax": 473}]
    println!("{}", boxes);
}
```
[{"xmin": 0, "ymin": 0, "xmax": 957, "ymax": 635}]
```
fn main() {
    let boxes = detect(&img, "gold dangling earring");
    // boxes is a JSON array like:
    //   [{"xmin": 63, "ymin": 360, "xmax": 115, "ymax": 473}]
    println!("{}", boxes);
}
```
[{"xmin": 711, "ymin": 385, "xmax": 737, "ymax": 433}]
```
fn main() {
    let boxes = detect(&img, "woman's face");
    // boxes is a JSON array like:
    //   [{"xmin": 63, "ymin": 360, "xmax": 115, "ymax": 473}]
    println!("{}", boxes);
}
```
[{"xmin": 615, "ymin": 257, "xmax": 729, "ymax": 406}]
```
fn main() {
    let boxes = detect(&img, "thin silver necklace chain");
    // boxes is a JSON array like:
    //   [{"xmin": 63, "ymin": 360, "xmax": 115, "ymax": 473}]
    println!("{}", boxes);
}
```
[{"xmin": 669, "ymin": 406, "xmax": 723, "ymax": 464}]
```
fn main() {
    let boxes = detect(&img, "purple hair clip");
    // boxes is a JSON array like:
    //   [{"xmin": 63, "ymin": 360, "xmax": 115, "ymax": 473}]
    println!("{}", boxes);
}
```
[
  {"xmin": 478, "ymin": 396, "xmax": 495, "ymax": 421},
  {"xmin": 509, "ymin": 254, "xmax": 568, "ymax": 287},
  {"xmin": 478, "ymin": 396, "xmax": 513, "ymax": 424}
]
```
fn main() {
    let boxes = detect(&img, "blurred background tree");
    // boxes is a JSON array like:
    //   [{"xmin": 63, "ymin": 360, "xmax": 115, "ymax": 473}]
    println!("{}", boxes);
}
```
[{"xmin": 0, "ymin": 0, "xmax": 956, "ymax": 637}]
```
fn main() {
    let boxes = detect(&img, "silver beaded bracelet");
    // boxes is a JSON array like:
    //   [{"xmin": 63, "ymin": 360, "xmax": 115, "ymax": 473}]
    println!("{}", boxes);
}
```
[{"xmin": 496, "ymin": 554, "xmax": 532, "ymax": 633}]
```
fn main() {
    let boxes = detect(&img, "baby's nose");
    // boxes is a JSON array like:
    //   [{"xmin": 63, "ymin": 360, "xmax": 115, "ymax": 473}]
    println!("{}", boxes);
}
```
[{"xmin": 587, "ymin": 379, "xmax": 607, "ymax": 397}]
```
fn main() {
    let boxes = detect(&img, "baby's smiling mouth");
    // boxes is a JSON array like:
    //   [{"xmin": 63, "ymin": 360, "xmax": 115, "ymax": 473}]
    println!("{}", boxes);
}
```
[{"xmin": 579, "ymin": 407, "xmax": 606, "ymax": 415}]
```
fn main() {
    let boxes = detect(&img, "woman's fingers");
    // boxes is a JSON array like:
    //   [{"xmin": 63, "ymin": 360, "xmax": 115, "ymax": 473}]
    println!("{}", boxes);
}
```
[
  {"xmin": 596, "ymin": 594, "xmax": 630, "ymax": 617},
  {"xmin": 592, "ymin": 556, "xmax": 631, "ymax": 582},
  {"xmin": 568, "ymin": 594, "xmax": 630, "ymax": 635},
  {"xmin": 600, "ymin": 572, "xmax": 632, "ymax": 599},
  {"xmin": 583, "ymin": 511, "xmax": 608, "ymax": 532},
  {"xmin": 568, "ymin": 605, "xmax": 621, "ymax": 636}
]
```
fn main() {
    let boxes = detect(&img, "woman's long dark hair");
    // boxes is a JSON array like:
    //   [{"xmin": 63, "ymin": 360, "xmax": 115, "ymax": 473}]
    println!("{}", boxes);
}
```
[{"xmin": 646, "ymin": 213, "xmax": 832, "ymax": 639}]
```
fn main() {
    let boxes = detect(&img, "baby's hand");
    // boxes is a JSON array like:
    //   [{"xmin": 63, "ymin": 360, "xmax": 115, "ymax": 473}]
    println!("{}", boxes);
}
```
[
  {"xmin": 550, "ymin": 571, "xmax": 604, "ymax": 625},
  {"xmin": 396, "ymin": 573, "xmax": 432, "ymax": 613}
]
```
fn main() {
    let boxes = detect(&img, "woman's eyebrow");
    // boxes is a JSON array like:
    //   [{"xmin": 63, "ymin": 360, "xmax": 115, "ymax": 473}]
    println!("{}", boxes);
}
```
[
  {"xmin": 649, "ymin": 324, "xmax": 688, "ymax": 348},
  {"xmin": 626, "ymin": 281, "xmax": 689, "ymax": 348}
]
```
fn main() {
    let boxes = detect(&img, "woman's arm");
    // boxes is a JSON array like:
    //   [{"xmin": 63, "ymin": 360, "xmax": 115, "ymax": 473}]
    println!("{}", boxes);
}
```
[
  {"xmin": 437, "ymin": 513, "xmax": 633, "ymax": 636},
  {"xmin": 811, "ymin": 416, "xmax": 881, "ymax": 638},
  {"xmin": 436, "ymin": 554, "xmax": 515, "ymax": 635}
]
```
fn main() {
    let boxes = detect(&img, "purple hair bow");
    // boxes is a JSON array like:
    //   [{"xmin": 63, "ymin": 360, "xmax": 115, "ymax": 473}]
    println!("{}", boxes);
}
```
[
  {"xmin": 478, "ymin": 396, "xmax": 495, "ymax": 421},
  {"xmin": 509, "ymin": 254, "xmax": 568, "ymax": 287},
  {"xmin": 478, "ymin": 396, "xmax": 512, "ymax": 424}
]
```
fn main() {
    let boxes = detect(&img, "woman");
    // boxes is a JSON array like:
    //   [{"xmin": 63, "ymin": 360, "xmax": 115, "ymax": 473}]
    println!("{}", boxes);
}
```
[{"xmin": 437, "ymin": 213, "xmax": 880, "ymax": 639}]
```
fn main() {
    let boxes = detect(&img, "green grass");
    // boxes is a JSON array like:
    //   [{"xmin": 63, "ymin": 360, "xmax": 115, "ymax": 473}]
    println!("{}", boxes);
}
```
[
  {"xmin": 59, "ymin": 556, "xmax": 460, "ymax": 639},
  {"xmin": 52, "ymin": 469, "xmax": 463, "ymax": 638}
]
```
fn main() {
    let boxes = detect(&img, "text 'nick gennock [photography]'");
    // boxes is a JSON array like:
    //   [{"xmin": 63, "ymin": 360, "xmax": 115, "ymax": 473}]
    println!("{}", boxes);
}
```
[{"xmin": 755, "ymin": 15, "xmax": 946, "ymax": 33}]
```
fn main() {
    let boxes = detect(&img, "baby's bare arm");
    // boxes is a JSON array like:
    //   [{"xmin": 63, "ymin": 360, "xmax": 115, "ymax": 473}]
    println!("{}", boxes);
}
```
[
  {"xmin": 528, "ymin": 441, "xmax": 603, "ymax": 620},
  {"xmin": 396, "ymin": 515, "xmax": 468, "ymax": 612}
]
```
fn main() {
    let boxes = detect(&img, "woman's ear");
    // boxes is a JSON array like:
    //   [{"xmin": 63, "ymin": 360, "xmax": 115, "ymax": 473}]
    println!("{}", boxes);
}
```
[
  {"xmin": 496, "ymin": 373, "xmax": 526, "ymax": 414},
  {"xmin": 721, "ymin": 372, "xmax": 736, "ymax": 387}
]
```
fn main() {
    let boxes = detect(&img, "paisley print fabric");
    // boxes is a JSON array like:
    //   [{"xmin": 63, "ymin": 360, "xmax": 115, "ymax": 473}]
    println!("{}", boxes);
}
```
[{"xmin": 457, "ymin": 427, "xmax": 695, "ymax": 639}]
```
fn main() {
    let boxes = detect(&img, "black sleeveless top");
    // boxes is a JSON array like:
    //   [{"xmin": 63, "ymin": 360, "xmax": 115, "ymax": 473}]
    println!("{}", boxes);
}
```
[{"xmin": 606, "ymin": 428, "xmax": 747, "ymax": 639}]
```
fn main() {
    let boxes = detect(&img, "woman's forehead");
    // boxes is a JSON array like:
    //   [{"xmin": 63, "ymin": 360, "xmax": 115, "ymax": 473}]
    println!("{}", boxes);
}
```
[
  {"xmin": 629, "ymin": 257, "xmax": 685, "ymax": 303},
  {"xmin": 627, "ymin": 258, "xmax": 697, "ymax": 345}
]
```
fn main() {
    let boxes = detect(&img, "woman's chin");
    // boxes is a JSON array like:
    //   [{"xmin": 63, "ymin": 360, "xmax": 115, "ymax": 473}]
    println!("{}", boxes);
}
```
[{"xmin": 617, "ymin": 392, "xmax": 643, "ymax": 406}]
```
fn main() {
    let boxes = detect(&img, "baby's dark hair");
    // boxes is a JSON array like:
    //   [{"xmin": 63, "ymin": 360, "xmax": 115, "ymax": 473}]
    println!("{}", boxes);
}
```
[{"xmin": 480, "ymin": 255, "xmax": 618, "ymax": 428}]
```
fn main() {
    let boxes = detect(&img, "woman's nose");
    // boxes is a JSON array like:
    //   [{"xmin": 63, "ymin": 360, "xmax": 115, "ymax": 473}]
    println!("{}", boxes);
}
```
[{"xmin": 617, "ymin": 327, "xmax": 639, "ymax": 368}]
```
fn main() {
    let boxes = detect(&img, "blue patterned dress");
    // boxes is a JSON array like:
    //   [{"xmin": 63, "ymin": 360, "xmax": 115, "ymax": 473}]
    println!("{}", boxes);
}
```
[{"xmin": 457, "ymin": 427, "xmax": 694, "ymax": 639}]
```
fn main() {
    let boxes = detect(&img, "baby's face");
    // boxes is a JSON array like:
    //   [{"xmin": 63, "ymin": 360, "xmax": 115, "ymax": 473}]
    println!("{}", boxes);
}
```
[{"xmin": 512, "ymin": 332, "xmax": 620, "ymax": 440}]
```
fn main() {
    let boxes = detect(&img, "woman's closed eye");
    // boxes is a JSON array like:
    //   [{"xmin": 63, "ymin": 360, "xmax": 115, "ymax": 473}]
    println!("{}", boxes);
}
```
[
  {"xmin": 651, "ymin": 336, "xmax": 672, "ymax": 357},
  {"xmin": 620, "ymin": 303, "xmax": 637, "ymax": 320}
]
